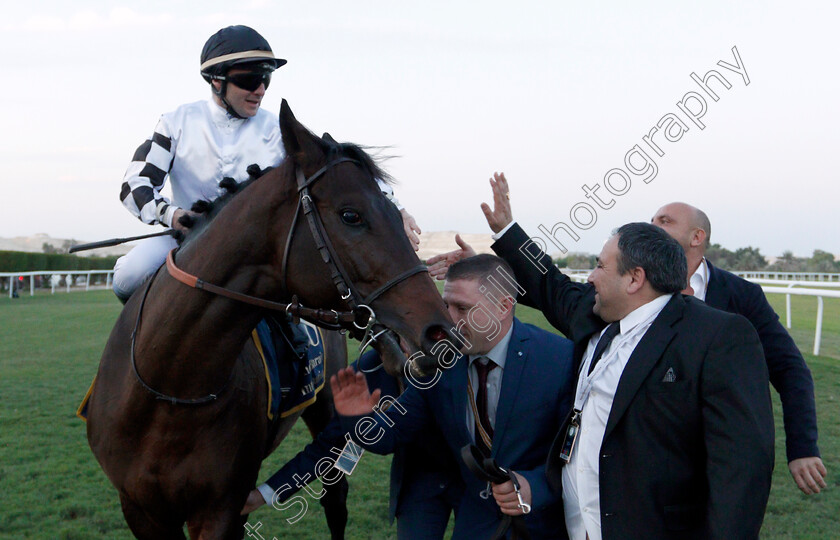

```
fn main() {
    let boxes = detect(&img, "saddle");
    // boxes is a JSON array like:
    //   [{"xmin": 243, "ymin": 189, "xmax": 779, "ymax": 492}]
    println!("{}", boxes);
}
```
[{"xmin": 252, "ymin": 315, "xmax": 325, "ymax": 420}]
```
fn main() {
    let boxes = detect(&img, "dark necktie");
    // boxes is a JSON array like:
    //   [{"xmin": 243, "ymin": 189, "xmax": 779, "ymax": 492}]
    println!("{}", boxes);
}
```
[
  {"xmin": 474, "ymin": 358, "xmax": 497, "ymax": 455},
  {"xmin": 588, "ymin": 322, "xmax": 620, "ymax": 375}
]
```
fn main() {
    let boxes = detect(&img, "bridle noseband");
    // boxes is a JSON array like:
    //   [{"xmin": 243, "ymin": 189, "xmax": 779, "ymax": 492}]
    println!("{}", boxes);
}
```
[{"xmin": 132, "ymin": 156, "xmax": 428, "ymax": 404}]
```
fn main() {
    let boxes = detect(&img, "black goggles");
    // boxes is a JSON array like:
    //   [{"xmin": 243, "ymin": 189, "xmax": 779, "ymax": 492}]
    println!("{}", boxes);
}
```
[{"xmin": 225, "ymin": 71, "xmax": 272, "ymax": 92}]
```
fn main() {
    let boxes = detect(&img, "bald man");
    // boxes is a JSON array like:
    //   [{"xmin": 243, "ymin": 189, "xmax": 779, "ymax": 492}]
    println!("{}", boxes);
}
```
[{"xmin": 651, "ymin": 202, "xmax": 827, "ymax": 495}]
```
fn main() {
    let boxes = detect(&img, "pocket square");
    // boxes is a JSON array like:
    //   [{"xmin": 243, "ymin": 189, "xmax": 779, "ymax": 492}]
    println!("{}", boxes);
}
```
[{"xmin": 662, "ymin": 367, "xmax": 676, "ymax": 383}]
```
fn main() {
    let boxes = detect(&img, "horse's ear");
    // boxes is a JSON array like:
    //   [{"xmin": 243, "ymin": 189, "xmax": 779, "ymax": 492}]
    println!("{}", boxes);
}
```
[
  {"xmin": 280, "ymin": 99, "xmax": 326, "ymax": 172},
  {"xmin": 321, "ymin": 132, "xmax": 338, "ymax": 145}
]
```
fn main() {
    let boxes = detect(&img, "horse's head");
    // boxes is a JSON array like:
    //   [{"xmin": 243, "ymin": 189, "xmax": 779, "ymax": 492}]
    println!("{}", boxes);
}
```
[{"xmin": 275, "ymin": 100, "xmax": 458, "ymax": 377}]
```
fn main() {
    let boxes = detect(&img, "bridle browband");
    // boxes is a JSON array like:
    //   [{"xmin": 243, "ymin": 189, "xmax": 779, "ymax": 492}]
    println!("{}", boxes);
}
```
[{"xmin": 131, "ymin": 156, "xmax": 428, "ymax": 404}]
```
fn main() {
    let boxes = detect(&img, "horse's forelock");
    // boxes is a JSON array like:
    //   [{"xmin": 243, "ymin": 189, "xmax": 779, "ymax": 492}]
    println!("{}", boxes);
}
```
[{"xmin": 329, "ymin": 142, "xmax": 394, "ymax": 186}]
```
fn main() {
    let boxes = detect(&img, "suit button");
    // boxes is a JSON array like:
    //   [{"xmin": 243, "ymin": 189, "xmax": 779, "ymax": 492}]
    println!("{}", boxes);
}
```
[
  {"xmin": 602, "ymin": 453, "xmax": 611, "ymax": 458},
  {"xmin": 439, "ymin": 483, "xmax": 446, "ymax": 489}
]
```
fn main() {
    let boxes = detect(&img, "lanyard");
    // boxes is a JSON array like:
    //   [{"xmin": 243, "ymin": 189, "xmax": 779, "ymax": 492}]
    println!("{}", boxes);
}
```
[{"xmin": 573, "ymin": 332, "xmax": 625, "ymax": 411}]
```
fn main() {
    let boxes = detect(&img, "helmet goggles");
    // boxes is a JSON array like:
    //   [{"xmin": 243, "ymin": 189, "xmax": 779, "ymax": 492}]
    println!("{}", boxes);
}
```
[{"xmin": 214, "ymin": 71, "xmax": 272, "ymax": 92}]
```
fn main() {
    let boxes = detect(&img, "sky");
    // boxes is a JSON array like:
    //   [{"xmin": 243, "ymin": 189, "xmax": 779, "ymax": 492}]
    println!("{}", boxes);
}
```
[{"xmin": 1, "ymin": 0, "xmax": 837, "ymax": 257}]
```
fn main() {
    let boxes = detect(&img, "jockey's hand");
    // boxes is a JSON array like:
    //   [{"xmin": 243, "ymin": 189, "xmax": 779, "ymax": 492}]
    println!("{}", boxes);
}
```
[
  {"xmin": 492, "ymin": 471, "xmax": 531, "ymax": 516},
  {"xmin": 401, "ymin": 208, "xmax": 421, "ymax": 251},
  {"xmin": 789, "ymin": 456, "xmax": 828, "ymax": 495},
  {"xmin": 330, "ymin": 367, "xmax": 381, "ymax": 417},
  {"xmin": 480, "ymin": 172, "xmax": 513, "ymax": 234},
  {"xmin": 241, "ymin": 488, "xmax": 266, "ymax": 515},
  {"xmin": 172, "ymin": 208, "xmax": 199, "ymax": 233},
  {"xmin": 427, "ymin": 234, "xmax": 477, "ymax": 280}
]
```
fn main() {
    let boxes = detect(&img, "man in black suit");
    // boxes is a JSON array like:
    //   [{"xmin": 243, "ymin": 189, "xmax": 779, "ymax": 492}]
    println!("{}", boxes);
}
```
[
  {"xmin": 651, "ymin": 202, "xmax": 827, "ymax": 495},
  {"xmin": 478, "ymin": 173, "xmax": 775, "ymax": 539}
]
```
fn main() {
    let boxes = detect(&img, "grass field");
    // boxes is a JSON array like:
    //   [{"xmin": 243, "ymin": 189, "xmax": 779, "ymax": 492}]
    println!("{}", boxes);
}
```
[{"xmin": 1, "ymin": 290, "xmax": 838, "ymax": 539}]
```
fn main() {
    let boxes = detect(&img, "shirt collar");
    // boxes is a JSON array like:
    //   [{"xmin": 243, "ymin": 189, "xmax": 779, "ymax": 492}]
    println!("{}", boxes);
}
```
[
  {"xmin": 469, "ymin": 324, "xmax": 514, "ymax": 370},
  {"xmin": 206, "ymin": 97, "xmax": 246, "ymax": 125},
  {"xmin": 618, "ymin": 293, "xmax": 673, "ymax": 336},
  {"xmin": 689, "ymin": 257, "xmax": 709, "ymax": 301}
]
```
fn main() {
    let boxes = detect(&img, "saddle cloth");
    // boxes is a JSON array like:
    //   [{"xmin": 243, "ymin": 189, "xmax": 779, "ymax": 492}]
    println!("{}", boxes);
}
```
[{"xmin": 77, "ymin": 318, "xmax": 326, "ymax": 421}]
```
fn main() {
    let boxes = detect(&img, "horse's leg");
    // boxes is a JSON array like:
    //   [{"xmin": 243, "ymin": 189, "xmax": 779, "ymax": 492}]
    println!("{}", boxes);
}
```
[
  {"xmin": 187, "ymin": 506, "xmax": 248, "ymax": 540},
  {"xmin": 120, "ymin": 493, "xmax": 186, "ymax": 540},
  {"xmin": 302, "ymin": 397, "xmax": 349, "ymax": 540}
]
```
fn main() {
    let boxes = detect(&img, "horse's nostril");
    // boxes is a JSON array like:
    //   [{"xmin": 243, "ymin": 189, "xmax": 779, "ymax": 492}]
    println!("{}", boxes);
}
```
[{"xmin": 426, "ymin": 325, "xmax": 448, "ymax": 342}]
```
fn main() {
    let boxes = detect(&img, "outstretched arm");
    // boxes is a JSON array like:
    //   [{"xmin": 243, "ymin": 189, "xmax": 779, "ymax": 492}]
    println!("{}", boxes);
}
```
[{"xmin": 427, "ymin": 234, "xmax": 477, "ymax": 280}]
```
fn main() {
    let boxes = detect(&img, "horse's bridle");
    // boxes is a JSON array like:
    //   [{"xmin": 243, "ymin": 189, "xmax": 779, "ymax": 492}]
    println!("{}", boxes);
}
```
[
  {"xmin": 132, "ymin": 157, "xmax": 427, "ymax": 404},
  {"xmin": 280, "ymin": 157, "xmax": 428, "ymax": 331}
]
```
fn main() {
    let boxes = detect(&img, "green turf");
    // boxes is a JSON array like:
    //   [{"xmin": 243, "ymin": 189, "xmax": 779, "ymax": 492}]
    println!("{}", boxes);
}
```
[{"xmin": 0, "ymin": 291, "xmax": 838, "ymax": 538}]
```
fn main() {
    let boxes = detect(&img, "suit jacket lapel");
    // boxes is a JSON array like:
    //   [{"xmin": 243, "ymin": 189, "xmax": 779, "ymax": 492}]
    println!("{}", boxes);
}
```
[
  {"xmin": 703, "ymin": 260, "xmax": 730, "ymax": 310},
  {"xmin": 448, "ymin": 354, "xmax": 472, "ymax": 449},
  {"xmin": 603, "ymin": 294, "xmax": 684, "ymax": 439},
  {"xmin": 491, "ymin": 319, "xmax": 527, "ymax": 455}
]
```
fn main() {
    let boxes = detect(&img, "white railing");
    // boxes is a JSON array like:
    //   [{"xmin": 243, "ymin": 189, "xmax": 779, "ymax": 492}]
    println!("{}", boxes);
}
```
[
  {"xmin": 760, "ymin": 286, "xmax": 840, "ymax": 356},
  {"xmin": 0, "ymin": 270, "xmax": 113, "ymax": 298},
  {"xmin": 734, "ymin": 271, "xmax": 840, "ymax": 282},
  {"xmin": 561, "ymin": 267, "xmax": 838, "ymax": 357}
]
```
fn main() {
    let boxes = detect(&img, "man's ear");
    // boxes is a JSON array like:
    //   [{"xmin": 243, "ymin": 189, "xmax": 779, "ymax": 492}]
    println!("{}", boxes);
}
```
[
  {"xmin": 690, "ymin": 228, "xmax": 707, "ymax": 249},
  {"xmin": 497, "ymin": 294, "xmax": 516, "ymax": 318},
  {"xmin": 625, "ymin": 267, "xmax": 646, "ymax": 295}
]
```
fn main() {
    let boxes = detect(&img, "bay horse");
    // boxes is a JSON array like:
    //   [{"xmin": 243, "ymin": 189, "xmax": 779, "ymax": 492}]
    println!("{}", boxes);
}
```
[{"xmin": 86, "ymin": 100, "xmax": 456, "ymax": 539}]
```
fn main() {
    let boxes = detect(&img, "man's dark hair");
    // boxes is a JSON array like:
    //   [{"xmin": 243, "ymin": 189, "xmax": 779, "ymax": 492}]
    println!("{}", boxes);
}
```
[
  {"xmin": 614, "ymin": 222, "xmax": 687, "ymax": 294},
  {"xmin": 446, "ymin": 254, "xmax": 519, "ymax": 301}
]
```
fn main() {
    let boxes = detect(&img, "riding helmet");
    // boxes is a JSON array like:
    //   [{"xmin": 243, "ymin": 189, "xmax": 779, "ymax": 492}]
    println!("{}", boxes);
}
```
[{"xmin": 200, "ymin": 25, "xmax": 286, "ymax": 82}]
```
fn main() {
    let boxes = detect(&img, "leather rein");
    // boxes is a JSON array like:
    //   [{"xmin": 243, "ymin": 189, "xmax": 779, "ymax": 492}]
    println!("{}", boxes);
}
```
[{"xmin": 131, "ymin": 157, "xmax": 427, "ymax": 405}]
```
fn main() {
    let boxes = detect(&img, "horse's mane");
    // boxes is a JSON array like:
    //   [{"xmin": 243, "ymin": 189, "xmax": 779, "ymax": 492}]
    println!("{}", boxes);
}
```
[{"xmin": 177, "ymin": 138, "xmax": 392, "ymax": 246}]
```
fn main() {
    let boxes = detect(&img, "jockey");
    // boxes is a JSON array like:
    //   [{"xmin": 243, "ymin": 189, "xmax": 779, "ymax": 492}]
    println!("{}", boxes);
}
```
[{"xmin": 113, "ymin": 25, "xmax": 419, "ymax": 303}]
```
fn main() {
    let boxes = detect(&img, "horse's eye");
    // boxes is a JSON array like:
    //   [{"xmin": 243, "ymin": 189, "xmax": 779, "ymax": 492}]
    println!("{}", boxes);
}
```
[{"xmin": 341, "ymin": 210, "xmax": 362, "ymax": 225}]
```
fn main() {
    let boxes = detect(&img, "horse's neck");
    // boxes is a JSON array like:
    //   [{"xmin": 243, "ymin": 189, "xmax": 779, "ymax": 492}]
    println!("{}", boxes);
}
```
[{"xmin": 134, "ymin": 194, "xmax": 286, "ymax": 393}]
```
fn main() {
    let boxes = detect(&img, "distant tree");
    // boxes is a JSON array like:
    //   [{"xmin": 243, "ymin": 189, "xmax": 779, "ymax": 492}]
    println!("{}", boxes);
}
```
[
  {"xmin": 554, "ymin": 252, "xmax": 596, "ymax": 269},
  {"xmin": 60, "ymin": 239, "xmax": 78, "ymax": 254},
  {"xmin": 42, "ymin": 242, "xmax": 60, "ymax": 254},
  {"xmin": 732, "ymin": 246, "xmax": 767, "ymax": 271},
  {"xmin": 806, "ymin": 249, "xmax": 839, "ymax": 272},
  {"xmin": 705, "ymin": 243, "xmax": 737, "ymax": 270},
  {"xmin": 768, "ymin": 251, "xmax": 808, "ymax": 272}
]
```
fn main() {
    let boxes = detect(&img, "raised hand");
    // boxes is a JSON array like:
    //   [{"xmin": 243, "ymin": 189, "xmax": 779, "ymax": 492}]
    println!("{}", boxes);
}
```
[
  {"xmin": 329, "ymin": 367, "xmax": 381, "ymax": 416},
  {"xmin": 427, "ymin": 234, "xmax": 477, "ymax": 280},
  {"xmin": 479, "ymin": 172, "xmax": 513, "ymax": 233}
]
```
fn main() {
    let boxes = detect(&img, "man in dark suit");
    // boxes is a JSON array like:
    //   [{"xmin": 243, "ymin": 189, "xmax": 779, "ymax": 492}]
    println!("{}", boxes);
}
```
[
  {"xmin": 241, "ymin": 350, "xmax": 463, "ymax": 539},
  {"xmin": 651, "ymin": 201, "xmax": 827, "ymax": 494},
  {"xmin": 476, "ymin": 173, "xmax": 774, "ymax": 539},
  {"xmin": 331, "ymin": 254, "xmax": 576, "ymax": 539}
]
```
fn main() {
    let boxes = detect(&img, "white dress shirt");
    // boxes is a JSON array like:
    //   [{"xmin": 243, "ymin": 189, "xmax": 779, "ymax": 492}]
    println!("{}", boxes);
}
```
[
  {"xmin": 562, "ymin": 294, "xmax": 672, "ymax": 540},
  {"xmin": 466, "ymin": 325, "xmax": 513, "ymax": 442},
  {"xmin": 689, "ymin": 257, "xmax": 709, "ymax": 301}
]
